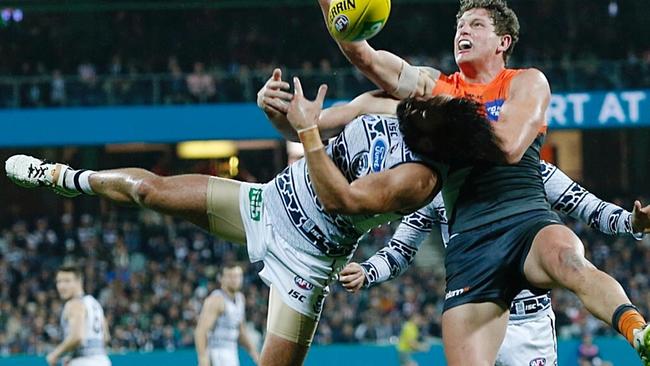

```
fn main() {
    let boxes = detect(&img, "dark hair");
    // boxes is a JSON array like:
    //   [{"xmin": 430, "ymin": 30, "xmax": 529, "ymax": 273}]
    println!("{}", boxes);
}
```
[
  {"xmin": 57, "ymin": 264, "xmax": 83, "ymax": 279},
  {"xmin": 397, "ymin": 95, "xmax": 505, "ymax": 165},
  {"xmin": 457, "ymin": 0, "xmax": 520, "ymax": 63},
  {"xmin": 221, "ymin": 263, "xmax": 242, "ymax": 273}
]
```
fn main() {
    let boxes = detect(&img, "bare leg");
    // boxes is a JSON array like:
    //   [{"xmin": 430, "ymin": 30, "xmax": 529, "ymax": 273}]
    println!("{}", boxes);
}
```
[
  {"xmin": 259, "ymin": 334, "xmax": 310, "ymax": 366},
  {"xmin": 89, "ymin": 169, "xmax": 245, "ymax": 243},
  {"xmin": 442, "ymin": 302, "xmax": 509, "ymax": 366},
  {"xmin": 258, "ymin": 286, "xmax": 317, "ymax": 366},
  {"xmin": 524, "ymin": 224, "xmax": 632, "ymax": 325}
]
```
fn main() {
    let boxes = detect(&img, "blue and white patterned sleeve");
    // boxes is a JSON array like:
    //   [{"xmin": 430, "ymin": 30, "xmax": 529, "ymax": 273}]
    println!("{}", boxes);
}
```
[
  {"xmin": 360, "ymin": 194, "xmax": 447, "ymax": 287},
  {"xmin": 541, "ymin": 161, "xmax": 643, "ymax": 239}
]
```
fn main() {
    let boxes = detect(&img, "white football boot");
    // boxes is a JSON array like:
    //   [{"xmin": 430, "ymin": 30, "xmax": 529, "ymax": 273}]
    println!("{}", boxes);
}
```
[{"xmin": 5, "ymin": 154, "xmax": 80, "ymax": 197}]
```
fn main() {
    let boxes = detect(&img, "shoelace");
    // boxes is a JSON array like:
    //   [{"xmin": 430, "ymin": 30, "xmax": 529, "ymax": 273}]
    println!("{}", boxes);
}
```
[{"xmin": 27, "ymin": 164, "xmax": 48, "ymax": 179}]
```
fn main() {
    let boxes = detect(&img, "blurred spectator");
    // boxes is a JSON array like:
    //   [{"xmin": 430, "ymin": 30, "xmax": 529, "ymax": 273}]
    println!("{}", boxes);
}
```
[
  {"xmin": 186, "ymin": 62, "xmax": 216, "ymax": 103},
  {"xmin": 164, "ymin": 57, "xmax": 187, "ymax": 105},
  {"xmin": 577, "ymin": 333, "xmax": 612, "ymax": 366},
  {"xmin": 397, "ymin": 311, "xmax": 428, "ymax": 366},
  {"xmin": 49, "ymin": 70, "xmax": 66, "ymax": 107}
]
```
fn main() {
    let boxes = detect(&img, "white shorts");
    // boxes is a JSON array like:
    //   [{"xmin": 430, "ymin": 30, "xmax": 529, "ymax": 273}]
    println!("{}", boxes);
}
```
[
  {"xmin": 496, "ymin": 311, "xmax": 557, "ymax": 366},
  {"xmin": 69, "ymin": 355, "xmax": 111, "ymax": 366},
  {"xmin": 238, "ymin": 182, "xmax": 348, "ymax": 320},
  {"xmin": 210, "ymin": 347, "xmax": 239, "ymax": 366}
]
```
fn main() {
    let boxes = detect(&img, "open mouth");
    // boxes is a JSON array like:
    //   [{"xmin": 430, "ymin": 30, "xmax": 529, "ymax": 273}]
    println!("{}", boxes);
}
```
[{"xmin": 458, "ymin": 39, "xmax": 473, "ymax": 52}]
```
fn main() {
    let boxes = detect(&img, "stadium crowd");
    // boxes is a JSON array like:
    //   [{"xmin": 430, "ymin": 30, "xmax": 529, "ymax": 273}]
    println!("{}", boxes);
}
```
[
  {"xmin": 2, "ymin": 2, "xmax": 650, "ymax": 108},
  {"xmin": 1, "ymin": 196, "xmax": 648, "ymax": 355}
]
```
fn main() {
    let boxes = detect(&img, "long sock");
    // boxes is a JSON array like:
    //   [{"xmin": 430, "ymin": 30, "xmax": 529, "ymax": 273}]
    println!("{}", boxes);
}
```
[
  {"xmin": 63, "ymin": 169, "xmax": 96, "ymax": 195},
  {"xmin": 613, "ymin": 304, "xmax": 647, "ymax": 345}
]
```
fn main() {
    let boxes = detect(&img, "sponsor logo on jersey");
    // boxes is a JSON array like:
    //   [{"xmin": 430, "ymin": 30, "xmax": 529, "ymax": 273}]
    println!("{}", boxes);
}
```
[
  {"xmin": 288, "ymin": 289, "xmax": 307, "ymax": 303},
  {"xmin": 445, "ymin": 286, "xmax": 470, "ymax": 300},
  {"xmin": 294, "ymin": 276, "xmax": 315, "ymax": 291},
  {"xmin": 371, "ymin": 138, "xmax": 388, "ymax": 172},
  {"xmin": 248, "ymin": 187, "xmax": 263, "ymax": 221},
  {"xmin": 529, "ymin": 358, "xmax": 546, "ymax": 366},
  {"xmin": 351, "ymin": 151, "xmax": 370, "ymax": 177},
  {"xmin": 484, "ymin": 99, "xmax": 505, "ymax": 122}
]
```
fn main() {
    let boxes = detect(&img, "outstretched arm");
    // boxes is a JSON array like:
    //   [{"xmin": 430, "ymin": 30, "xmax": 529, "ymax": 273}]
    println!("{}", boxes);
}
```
[
  {"xmin": 541, "ymin": 161, "xmax": 648, "ymax": 238},
  {"xmin": 286, "ymin": 77, "xmax": 437, "ymax": 215},
  {"xmin": 257, "ymin": 69, "xmax": 399, "ymax": 142},
  {"xmin": 317, "ymin": 0, "xmax": 440, "ymax": 98},
  {"xmin": 339, "ymin": 197, "xmax": 446, "ymax": 291}
]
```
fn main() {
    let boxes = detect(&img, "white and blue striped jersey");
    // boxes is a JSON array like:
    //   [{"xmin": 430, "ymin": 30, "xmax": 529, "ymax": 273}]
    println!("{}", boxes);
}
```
[
  {"xmin": 360, "ymin": 161, "xmax": 641, "ymax": 307},
  {"xmin": 207, "ymin": 290, "xmax": 245, "ymax": 350},
  {"xmin": 61, "ymin": 295, "xmax": 107, "ymax": 358},
  {"xmin": 264, "ymin": 114, "xmax": 427, "ymax": 259}
]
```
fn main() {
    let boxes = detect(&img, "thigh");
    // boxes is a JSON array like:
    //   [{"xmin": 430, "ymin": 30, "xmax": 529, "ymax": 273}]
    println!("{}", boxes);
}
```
[
  {"xmin": 259, "ymin": 286, "xmax": 317, "ymax": 366},
  {"xmin": 442, "ymin": 302, "xmax": 509, "ymax": 366},
  {"xmin": 206, "ymin": 176, "xmax": 247, "ymax": 244},
  {"xmin": 496, "ymin": 315, "xmax": 557, "ymax": 366},
  {"xmin": 523, "ymin": 224, "xmax": 588, "ymax": 289}
]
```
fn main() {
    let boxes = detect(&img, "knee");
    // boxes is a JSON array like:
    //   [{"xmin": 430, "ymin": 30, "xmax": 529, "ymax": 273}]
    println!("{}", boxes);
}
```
[
  {"xmin": 550, "ymin": 242, "xmax": 593, "ymax": 278},
  {"xmin": 133, "ymin": 175, "xmax": 164, "ymax": 207}
]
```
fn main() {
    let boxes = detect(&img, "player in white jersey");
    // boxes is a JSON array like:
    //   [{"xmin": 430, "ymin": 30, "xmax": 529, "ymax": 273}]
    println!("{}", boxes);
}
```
[
  {"xmin": 339, "ymin": 162, "xmax": 650, "ymax": 366},
  {"xmin": 5, "ymin": 74, "xmax": 506, "ymax": 365},
  {"xmin": 195, "ymin": 264, "xmax": 259, "ymax": 366},
  {"xmin": 47, "ymin": 265, "xmax": 111, "ymax": 366}
]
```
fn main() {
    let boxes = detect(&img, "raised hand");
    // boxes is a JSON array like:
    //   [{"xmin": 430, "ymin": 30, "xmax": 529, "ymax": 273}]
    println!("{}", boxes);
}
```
[
  {"xmin": 286, "ymin": 77, "xmax": 328, "ymax": 131},
  {"xmin": 632, "ymin": 200, "xmax": 650, "ymax": 234},
  {"xmin": 257, "ymin": 68, "xmax": 293, "ymax": 120}
]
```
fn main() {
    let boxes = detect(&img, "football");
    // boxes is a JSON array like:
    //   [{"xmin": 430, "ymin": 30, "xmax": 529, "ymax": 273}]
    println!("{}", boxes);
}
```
[{"xmin": 327, "ymin": 0, "xmax": 391, "ymax": 42}]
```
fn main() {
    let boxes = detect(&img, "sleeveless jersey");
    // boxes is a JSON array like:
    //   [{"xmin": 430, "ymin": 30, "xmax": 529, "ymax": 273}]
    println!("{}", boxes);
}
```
[
  {"xmin": 61, "ymin": 295, "xmax": 107, "ymax": 358},
  {"xmin": 208, "ymin": 290, "xmax": 245, "ymax": 350},
  {"xmin": 432, "ymin": 69, "xmax": 550, "ymax": 234},
  {"xmin": 264, "ymin": 114, "xmax": 426, "ymax": 258}
]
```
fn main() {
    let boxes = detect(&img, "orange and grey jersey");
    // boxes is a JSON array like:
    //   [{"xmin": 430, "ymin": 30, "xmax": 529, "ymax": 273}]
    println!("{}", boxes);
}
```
[
  {"xmin": 432, "ymin": 69, "xmax": 550, "ymax": 234},
  {"xmin": 61, "ymin": 295, "xmax": 107, "ymax": 358},
  {"xmin": 208, "ymin": 290, "xmax": 245, "ymax": 350},
  {"xmin": 264, "ymin": 114, "xmax": 428, "ymax": 260}
]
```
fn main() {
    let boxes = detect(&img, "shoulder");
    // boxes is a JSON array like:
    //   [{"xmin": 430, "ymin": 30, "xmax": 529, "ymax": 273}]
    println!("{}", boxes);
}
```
[
  {"xmin": 204, "ymin": 292, "xmax": 225, "ymax": 310},
  {"xmin": 64, "ymin": 298, "xmax": 86, "ymax": 317},
  {"xmin": 511, "ymin": 68, "xmax": 549, "ymax": 89}
]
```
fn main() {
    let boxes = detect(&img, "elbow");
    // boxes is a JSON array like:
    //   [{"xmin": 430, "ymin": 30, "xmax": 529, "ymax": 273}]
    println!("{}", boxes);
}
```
[
  {"xmin": 321, "ymin": 199, "xmax": 347, "ymax": 215},
  {"xmin": 499, "ymin": 140, "xmax": 525, "ymax": 164},
  {"xmin": 503, "ymin": 150, "xmax": 524, "ymax": 164},
  {"xmin": 321, "ymin": 196, "xmax": 360, "ymax": 215}
]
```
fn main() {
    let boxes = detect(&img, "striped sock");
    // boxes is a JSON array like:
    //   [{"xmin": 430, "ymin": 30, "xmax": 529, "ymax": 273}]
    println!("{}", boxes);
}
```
[{"xmin": 63, "ymin": 169, "xmax": 96, "ymax": 195}]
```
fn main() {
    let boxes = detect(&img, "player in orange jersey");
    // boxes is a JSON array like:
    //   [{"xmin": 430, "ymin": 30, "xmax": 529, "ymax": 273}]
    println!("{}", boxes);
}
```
[{"xmin": 315, "ymin": 0, "xmax": 650, "ymax": 364}]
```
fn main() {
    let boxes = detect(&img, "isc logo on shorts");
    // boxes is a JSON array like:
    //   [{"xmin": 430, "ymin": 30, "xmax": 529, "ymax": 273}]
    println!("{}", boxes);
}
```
[
  {"xmin": 288, "ymin": 289, "xmax": 307, "ymax": 303},
  {"xmin": 529, "ymin": 358, "xmax": 546, "ymax": 366},
  {"xmin": 294, "ymin": 276, "xmax": 314, "ymax": 291}
]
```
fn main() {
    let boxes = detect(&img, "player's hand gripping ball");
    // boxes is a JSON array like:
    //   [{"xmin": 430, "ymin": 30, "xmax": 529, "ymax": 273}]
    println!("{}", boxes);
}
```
[{"xmin": 327, "ymin": 0, "xmax": 391, "ymax": 42}]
